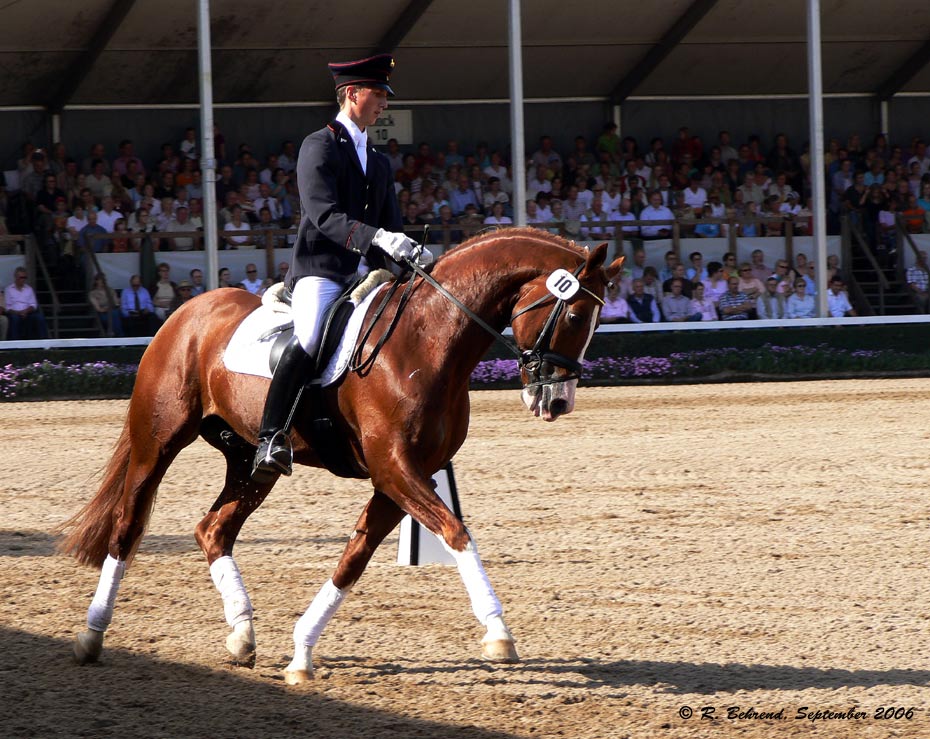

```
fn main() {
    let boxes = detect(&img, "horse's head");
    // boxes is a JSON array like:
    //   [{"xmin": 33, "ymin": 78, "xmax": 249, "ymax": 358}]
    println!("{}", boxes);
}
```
[{"xmin": 511, "ymin": 242, "xmax": 624, "ymax": 422}]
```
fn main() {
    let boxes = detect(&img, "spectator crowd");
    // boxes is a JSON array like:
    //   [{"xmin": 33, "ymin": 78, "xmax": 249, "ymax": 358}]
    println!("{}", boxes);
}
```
[
  {"xmin": 599, "ymin": 247, "xmax": 854, "ymax": 323},
  {"xmin": 3, "ymin": 120, "xmax": 930, "ymax": 338}
]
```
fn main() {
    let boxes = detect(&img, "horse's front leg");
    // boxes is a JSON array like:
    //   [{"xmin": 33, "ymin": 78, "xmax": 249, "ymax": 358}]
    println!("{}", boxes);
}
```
[
  {"xmin": 378, "ymin": 459, "xmax": 519, "ymax": 665},
  {"xmin": 194, "ymin": 441, "xmax": 276, "ymax": 668},
  {"xmin": 285, "ymin": 491, "xmax": 405, "ymax": 685},
  {"xmin": 446, "ymin": 533, "xmax": 519, "ymax": 663}
]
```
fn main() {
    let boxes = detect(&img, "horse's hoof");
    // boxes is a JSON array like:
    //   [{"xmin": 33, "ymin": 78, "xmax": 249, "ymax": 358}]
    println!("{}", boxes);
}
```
[
  {"xmin": 284, "ymin": 668, "xmax": 313, "ymax": 685},
  {"xmin": 73, "ymin": 629, "xmax": 104, "ymax": 665},
  {"xmin": 481, "ymin": 638, "xmax": 520, "ymax": 663},
  {"xmin": 225, "ymin": 621, "xmax": 256, "ymax": 667}
]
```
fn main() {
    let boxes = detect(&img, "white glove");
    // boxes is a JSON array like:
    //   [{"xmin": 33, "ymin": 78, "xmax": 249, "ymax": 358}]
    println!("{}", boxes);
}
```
[
  {"xmin": 414, "ymin": 245, "xmax": 434, "ymax": 267},
  {"xmin": 372, "ymin": 228, "xmax": 416, "ymax": 261}
]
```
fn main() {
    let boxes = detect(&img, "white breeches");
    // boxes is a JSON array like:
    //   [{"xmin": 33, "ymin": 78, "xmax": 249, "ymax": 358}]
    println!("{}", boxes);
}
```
[
  {"xmin": 210, "ymin": 556, "xmax": 253, "ymax": 627},
  {"xmin": 87, "ymin": 554, "xmax": 126, "ymax": 632},
  {"xmin": 290, "ymin": 276, "xmax": 345, "ymax": 355}
]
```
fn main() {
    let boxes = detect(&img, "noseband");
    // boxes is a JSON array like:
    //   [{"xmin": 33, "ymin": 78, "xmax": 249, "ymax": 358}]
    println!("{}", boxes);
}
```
[{"xmin": 404, "ymin": 257, "xmax": 604, "ymax": 389}]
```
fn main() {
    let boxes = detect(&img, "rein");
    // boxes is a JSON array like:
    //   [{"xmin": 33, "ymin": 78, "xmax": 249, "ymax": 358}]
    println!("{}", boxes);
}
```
[{"xmin": 349, "ymin": 273, "xmax": 417, "ymax": 375}]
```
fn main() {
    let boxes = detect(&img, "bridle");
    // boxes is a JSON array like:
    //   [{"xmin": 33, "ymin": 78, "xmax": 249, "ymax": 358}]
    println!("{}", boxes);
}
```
[{"xmin": 402, "ymin": 255, "xmax": 604, "ymax": 390}]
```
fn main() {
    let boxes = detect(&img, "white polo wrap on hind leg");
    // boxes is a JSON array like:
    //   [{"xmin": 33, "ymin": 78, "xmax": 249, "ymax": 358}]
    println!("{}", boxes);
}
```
[
  {"xmin": 210, "ymin": 556, "xmax": 253, "ymax": 627},
  {"xmin": 446, "ymin": 534, "xmax": 502, "ymax": 625},
  {"xmin": 293, "ymin": 579, "xmax": 349, "ymax": 648},
  {"xmin": 87, "ymin": 554, "xmax": 126, "ymax": 632}
]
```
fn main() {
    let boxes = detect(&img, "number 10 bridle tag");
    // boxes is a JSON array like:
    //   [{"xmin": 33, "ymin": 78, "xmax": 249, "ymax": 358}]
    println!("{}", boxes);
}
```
[{"xmin": 545, "ymin": 269, "xmax": 581, "ymax": 300}]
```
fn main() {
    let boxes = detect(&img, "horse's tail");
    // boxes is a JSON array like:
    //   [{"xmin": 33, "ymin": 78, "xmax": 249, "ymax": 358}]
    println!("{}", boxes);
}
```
[{"xmin": 57, "ymin": 416, "xmax": 148, "ymax": 568}]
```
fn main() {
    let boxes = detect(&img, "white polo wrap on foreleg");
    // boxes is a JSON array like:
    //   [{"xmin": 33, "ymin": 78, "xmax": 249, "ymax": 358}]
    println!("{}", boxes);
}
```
[
  {"xmin": 448, "ymin": 535, "xmax": 502, "ymax": 626},
  {"xmin": 293, "ymin": 579, "xmax": 349, "ymax": 648},
  {"xmin": 86, "ymin": 554, "xmax": 126, "ymax": 632},
  {"xmin": 210, "ymin": 555, "xmax": 253, "ymax": 627}
]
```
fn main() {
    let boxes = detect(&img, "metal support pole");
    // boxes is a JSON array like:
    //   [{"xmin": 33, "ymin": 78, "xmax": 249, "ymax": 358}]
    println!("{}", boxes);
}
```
[
  {"xmin": 807, "ymin": 0, "xmax": 828, "ymax": 318},
  {"xmin": 51, "ymin": 113, "xmax": 61, "ymax": 147},
  {"xmin": 613, "ymin": 103, "xmax": 622, "ymax": 140},
  {"xmin": 508, "ymin": 0, "xmax": 526, "ymax": 228},
  {"xmin": 198, "ymin": 0, "xmax": 219, "ymax": 291},
  {"xmin": 880, "ymin": 99, "xmax": 890, "ymax": 143}
]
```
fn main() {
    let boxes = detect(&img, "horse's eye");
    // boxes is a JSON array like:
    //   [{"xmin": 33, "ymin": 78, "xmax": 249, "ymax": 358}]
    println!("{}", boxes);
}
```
[{"xmin": 566, "ymin": 312, "xmax": 583, "ymax": 325}]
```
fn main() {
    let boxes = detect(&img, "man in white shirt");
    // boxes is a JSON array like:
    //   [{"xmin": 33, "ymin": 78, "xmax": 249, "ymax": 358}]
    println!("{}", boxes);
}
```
[
  {"xmin": 639, "ymin": 190, "xmax": 675, "ymax": 239},
  {"xmin": 96, "ymin": 196, "xmax": 122, "ymax": 233},
  {"xmin": 609, "ymin": 197, "xmax": 639, "ymax": 239},
  {"xmin": 576, "ymin": 178, "xmax": 595, "ymax": 211},
  {"xmin": 242, "ymin": 263, "xmax": 264, "ymax": 295},
  {"xmin": 827, "ymin": 277, "xmax": 857, "ymax": 317},
  {"xmin": 682, "ymin": 176, "xmax": 707, "ymax": 210},
  {"xmin": 6, "ymin": 267, "xmax": 48, "ymax": 339},
  {"xmin": 526, "ymin": 165, "xmax": 552, "ymax": 199},
  {"xmin": 66, "ymin": 205, "xmax": 88, "ymax": 242},
  {"xmin": 164, "ymin": 206, "xmax": 198, "ymax": 251}
]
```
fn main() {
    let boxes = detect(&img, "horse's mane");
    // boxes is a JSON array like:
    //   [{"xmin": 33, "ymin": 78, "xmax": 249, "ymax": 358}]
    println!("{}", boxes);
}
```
[{"xmin": 441, "ymin": 227, "xmax": 590, "ymax": 264}]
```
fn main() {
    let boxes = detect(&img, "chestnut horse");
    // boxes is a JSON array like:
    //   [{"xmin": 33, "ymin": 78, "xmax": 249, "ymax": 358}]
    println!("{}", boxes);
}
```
[{"xmin": 59, "ymin": 228, "xmax": 622, "ymax": 684}]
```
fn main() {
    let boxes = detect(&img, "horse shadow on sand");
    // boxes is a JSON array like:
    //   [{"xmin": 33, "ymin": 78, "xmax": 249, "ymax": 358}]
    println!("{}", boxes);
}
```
[
  {"xmin": 331, "ymin": 655, "xmax": 930, "ymax": 696},
  {"xmin": 0, "ymin": 626, "xmax": 522, "ymax": 739}
]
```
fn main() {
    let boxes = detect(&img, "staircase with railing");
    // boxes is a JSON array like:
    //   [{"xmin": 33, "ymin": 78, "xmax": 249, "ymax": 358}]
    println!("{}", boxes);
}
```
[
  {"xmin": 840, "ymin": 215, "xmax": 915, "ymax": 316},
  {"xmin": 27, "ymin": 237, "xmax": 102, "ymax": 338}
]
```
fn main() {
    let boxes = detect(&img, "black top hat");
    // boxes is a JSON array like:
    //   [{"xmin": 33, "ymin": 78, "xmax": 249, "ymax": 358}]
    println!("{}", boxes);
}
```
[{"xmin": 328, "ymin": 53, "xmax": 395, "ymax": 96}]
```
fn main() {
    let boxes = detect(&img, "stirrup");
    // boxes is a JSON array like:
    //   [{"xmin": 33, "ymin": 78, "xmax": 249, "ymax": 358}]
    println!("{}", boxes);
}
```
[{"xmin": 251, "ymin": 430, "xmax": 293, "ymax": 483}]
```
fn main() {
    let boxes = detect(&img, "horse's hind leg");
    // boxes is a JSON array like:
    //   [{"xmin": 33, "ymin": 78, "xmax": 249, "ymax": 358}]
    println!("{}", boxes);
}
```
[
  {"xmin": 73, "ymin": 404, "xmax": 200, "ymax": 665},
  {"xmin": 196, "ymin": 419, "xmax": 276, "ymax": 667},
  {"xmin": 284, "ymin": 491, "xmax": 405, "ymax": 685}
]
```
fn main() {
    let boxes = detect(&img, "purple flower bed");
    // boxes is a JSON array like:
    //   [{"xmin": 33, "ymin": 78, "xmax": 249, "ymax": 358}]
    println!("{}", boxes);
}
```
[
  {"xmin": 470, "ymin": 343, "xmax": 930, "ymax": 387},
  {"xmin": 0, "ymin": 361, "xmax": 137, "ymax": 400}
]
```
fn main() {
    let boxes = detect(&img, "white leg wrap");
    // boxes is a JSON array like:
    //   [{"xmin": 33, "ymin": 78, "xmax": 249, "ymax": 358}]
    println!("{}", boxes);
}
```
[
  {"xmin": 449, "ymin": 536, "xmax": 503, "ymax": 626},
  {"xmin": 210, "ymin": 556, "xmax": 253, "ymax": 627},
  {"xmin": 87, "ymin": 555, "xmax": 126, "ymax": 632},
  {"xmin": 293, "ymin": 579, "xmax": 348, "ymax": 648}
]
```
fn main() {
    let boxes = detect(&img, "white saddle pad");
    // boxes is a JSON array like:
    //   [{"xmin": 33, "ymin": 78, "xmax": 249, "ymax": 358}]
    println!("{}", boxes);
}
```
[{"xmin": 223, "ymin": 285, "xmax": 387, "ymax": 385}]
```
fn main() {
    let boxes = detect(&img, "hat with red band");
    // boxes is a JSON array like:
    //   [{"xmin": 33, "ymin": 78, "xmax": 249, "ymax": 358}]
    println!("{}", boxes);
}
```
[{"xmin": 328, "ymin": 53, "xmax": 395, "ymax": 96}]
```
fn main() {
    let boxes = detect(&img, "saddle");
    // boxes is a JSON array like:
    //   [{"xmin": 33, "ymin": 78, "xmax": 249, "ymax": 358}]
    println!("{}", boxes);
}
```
[{"xmin": 264, "ymin": 278, "xmax": 375, "ymax": 480}]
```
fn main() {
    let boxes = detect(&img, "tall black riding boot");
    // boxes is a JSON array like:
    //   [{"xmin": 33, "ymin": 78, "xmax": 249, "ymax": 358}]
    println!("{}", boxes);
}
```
[{"xmin": 251, "ymin": 336, "xmax": 314, "ymax": 484}]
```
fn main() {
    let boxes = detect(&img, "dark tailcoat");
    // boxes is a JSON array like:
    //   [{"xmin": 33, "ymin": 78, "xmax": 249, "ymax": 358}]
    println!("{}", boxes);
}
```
[{"xmin": 287, "ymin": 119, "xmax": 402, "ymax": 287}]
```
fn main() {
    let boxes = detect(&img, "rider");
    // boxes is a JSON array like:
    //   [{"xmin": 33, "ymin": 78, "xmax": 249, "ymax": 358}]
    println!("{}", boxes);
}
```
[{"xmin": 251, "ymin": 53, "xmax": 433, "ymax": 483}]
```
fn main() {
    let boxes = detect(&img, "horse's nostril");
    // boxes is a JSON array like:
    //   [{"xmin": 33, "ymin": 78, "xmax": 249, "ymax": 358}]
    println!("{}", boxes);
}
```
[{"xmin": 549, "ymin": 398, "xmax": 569, "ymax": 416}]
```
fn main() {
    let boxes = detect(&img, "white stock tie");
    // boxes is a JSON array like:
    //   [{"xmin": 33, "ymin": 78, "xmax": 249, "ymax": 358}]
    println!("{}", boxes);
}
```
[{"xmin": 356, "ymin": 140, "xmax": 367, "ymax": 175}]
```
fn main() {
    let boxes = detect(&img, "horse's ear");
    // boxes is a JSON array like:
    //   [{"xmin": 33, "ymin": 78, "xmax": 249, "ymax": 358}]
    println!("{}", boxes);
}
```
[
  {"xmin": 606, "ymin": 256, "xmax": 625, "ymax": 282},
  {"xmin": 581, "ymin": 243, "xmax": 609, "ymax": 275}
]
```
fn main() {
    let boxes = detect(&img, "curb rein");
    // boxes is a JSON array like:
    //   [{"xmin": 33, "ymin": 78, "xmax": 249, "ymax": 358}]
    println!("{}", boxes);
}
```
[{"xmin": 357, "ymin": 251, "xmax": 604, "ymax": 390}]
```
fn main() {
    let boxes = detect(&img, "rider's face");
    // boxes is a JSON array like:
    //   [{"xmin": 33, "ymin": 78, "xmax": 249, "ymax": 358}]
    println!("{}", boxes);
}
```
[{"xmin": 349, "ymin": 86, "xmax": 388, "ymax": 129}]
